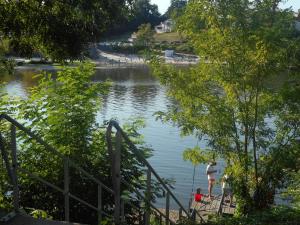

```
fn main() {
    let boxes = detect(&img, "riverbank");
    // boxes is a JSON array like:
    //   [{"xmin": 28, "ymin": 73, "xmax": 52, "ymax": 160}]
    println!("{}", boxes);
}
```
[
  {"xmin": 14, "ymin": 63, "xmax": 148, "ymax": 72},
  {"xmin": 12, "ymin": 57, "xmax": 194, "ymax": 72},
  {"xmin": 93, "ymin": 49, "xmax": 199, "ymax": 65},
  {"xmin": 90, "ymin": 43, "xmax": 199, "ymax": 65},
  {"xmin": 5, "ymin": 43, "xmax": 199, "ymax": 72}
]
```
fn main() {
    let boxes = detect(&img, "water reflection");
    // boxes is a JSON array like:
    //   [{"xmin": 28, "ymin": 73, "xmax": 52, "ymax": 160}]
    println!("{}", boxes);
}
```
[
  {"xmin": 92, "ymin": 66, "xmax": 156, "ymax": 84},
  {"xmin": 1, "ymin": 70, "xmax": 41, "ymax": 97},
  {"xmin": 1, "ymin": 66, "xmax": 224, "ymax": 208}
]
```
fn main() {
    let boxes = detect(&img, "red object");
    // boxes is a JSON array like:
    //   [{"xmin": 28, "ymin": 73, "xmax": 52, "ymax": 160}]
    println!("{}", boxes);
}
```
[{"xmin": 194, "ymin": 193, "xmax": 202, "ymax": 202}]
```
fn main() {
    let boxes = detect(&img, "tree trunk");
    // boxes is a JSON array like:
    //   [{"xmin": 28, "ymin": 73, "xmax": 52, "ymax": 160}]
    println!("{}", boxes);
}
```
[{"xmin": 253, "ymin": 88, "xmax": 259, "ymax": 207}]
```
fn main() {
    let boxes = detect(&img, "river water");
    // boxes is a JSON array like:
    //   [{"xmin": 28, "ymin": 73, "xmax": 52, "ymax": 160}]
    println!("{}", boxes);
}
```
[{"xmin": 1, "ymin": 65, "xmax": 225, "ymax": 208}]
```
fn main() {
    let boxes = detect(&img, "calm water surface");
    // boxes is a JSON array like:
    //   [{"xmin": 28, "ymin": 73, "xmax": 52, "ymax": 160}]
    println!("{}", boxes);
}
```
[{"xmin": 1, "ymin": 65, "xmax": 225, "ymax": 208}]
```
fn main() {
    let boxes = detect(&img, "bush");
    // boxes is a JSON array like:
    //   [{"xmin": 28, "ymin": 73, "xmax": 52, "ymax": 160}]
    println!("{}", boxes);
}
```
[
  {"xmin": 174, "ymin": 206, "xmax": 300, "ymax": 225},
  {"xmin": 111, "ymin": 43, "xmax": 145, "ymax": 54},
  {"xmin": 175, "ymin": 43, "xmax": 194, "ymax": 54},
  {"xmin": 0, "ymin": 62, "xmax": 154, "ymax": 225},
  {"xmin": 205, "ymin": 206, "xmax": 300, "ymax": 225}
]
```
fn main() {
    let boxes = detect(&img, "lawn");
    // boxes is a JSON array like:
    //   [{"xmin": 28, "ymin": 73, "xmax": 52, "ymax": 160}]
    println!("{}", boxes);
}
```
[{"xmin": 154, "ymin": 32, "xmax": 183, "ymax": 43}]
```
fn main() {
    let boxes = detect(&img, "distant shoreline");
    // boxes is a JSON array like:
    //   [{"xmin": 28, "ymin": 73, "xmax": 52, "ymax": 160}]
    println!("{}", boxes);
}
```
[
  {"xmin": 93, "ymin": 49, "xmax": 199, "ymax": 66},
  {"xmin": 14, "ymin": 59, "xmax": 195, "ymax": 72},
  {"xmin": 14, "ymin": 63, "xmax": 149, "ymax": 72}
]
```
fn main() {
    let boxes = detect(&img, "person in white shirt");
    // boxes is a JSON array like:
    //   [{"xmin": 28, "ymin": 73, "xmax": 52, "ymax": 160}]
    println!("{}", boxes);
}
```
[
  {"xmin": 206, "ymin": 161, "xmax": 217, "ymax": 200},
  {"xmin": 222, "ymin": 174, "xmax": 233, "ymax": 206}
]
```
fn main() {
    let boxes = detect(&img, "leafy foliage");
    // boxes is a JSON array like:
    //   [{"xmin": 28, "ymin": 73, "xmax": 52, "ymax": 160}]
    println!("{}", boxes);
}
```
[
  {"xmin": 0, "ymin": 37, "xmax": 14, "ymax": 74},
  {"xmin": 0, "ymin": 63, "xmax": 153, "ymax": 224},
  {"xmin": 176, "ymin": 206, "xmax": 300, "ymax": 225},
  {"xmin": 183, "ymin": 146, "xmax": 217, "ymax": 166},
  {"xmin": 165, "ymin": 0, "xmax": 187, "ymax": 19},
  {"xmin": 151, "ymin": 0, "xmax": 300, "ymax": 214},
  {"xmin": 283, "ymin": 171, "xmax": 300, "ymax": 208},
  {"xmin": 131, "ymin": 0, "xmax": 161, "ymax": 27},
  {"xmin": 104, "ymin": 0, "xmax": 162, "ymax": 36},
  {"xmin": 134, "ymin": 23, "xmax": 155, "ymax": 47},
  {"xmin": 30, "ymin": 209, "xmax": 53, "ymax": 220},
  {"xmin": 0, "ymin": 0, "xmax": 130, "ymax": 60},
  {"xmin": 206, "ymin": 206, "xmax": 300, "ymax": 225}
]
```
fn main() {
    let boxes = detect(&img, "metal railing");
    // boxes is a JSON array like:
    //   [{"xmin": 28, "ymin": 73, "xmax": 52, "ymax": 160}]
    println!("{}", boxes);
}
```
[
  {"xmin": 0, "ymin": 114, "xmax": 114, "ymax": 224},
  {"xmin": 106, "ymin": 120, "xmax": 204, "ymax": 224},
  {"xmin": 0, "ymin": 114, "xmax": 204, "ymax": 224}
]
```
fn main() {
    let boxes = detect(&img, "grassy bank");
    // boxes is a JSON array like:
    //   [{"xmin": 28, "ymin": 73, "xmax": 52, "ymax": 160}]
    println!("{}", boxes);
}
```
[{"xmin": 154, "ymin": 32, "xmax": 183, "ymax": 43}]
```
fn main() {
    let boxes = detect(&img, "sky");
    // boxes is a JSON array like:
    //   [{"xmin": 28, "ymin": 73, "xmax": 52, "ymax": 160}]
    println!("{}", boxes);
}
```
[
  {"xmin": 151, "ymin": 0, "xmax": 169, "ymax": 14},
  {"xmin": 151, "ymin": 0, "xmax": 300, "ymax": 14}
]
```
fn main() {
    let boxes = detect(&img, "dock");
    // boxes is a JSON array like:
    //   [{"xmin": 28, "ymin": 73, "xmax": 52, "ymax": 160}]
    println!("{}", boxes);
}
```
[
  {"xmin": 156, "ymin": 193, "xmax": 236, "ymax": 223},
  {"xmin": 190, "ymin": 193, "xmax": 236, "ymax": 222}
]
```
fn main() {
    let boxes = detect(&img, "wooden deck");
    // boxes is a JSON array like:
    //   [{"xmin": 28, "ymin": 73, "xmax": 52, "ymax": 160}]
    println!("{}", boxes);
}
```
[
  {"xmin": 190, "ymin": 194, "xmax": 236, "ymax": 221},
  {"xmin": 156, "ymin": 194, "xmax": 236, "ymax": 223}
]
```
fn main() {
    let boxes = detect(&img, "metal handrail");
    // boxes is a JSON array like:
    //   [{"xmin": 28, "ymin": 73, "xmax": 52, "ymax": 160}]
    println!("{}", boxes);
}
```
[
  {"xmin": 0, "ymin": 114, "xmax": 204, "ymax": 224},
  {"xmin": 0, "ymin": 114, "xmax": 114, "ymax": 223},
  {"xmin": 108, "ymin": 121, "xmax": 189, "ymax": 214},
  {"xmin": 0, "ymin": 114, "xmax": 112, "ymax": 192},
  {"xmin": 121, "ymin": 178, "xmax": 177, "ymax": 225},
  {"xmin": 107, "ymin": 120, "xmax": 205, "ymax": 223}
]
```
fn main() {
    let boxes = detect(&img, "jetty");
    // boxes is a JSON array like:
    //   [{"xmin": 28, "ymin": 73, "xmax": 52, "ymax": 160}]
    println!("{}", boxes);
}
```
[{"xmin": 190, "ymin": 194, "xmax": 236, "ymax": 222}]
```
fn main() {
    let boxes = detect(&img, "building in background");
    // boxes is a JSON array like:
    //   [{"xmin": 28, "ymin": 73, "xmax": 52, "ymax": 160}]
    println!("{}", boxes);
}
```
[
  {"xmin": 128, "ymin": 33, "xmax": 137, "ymax": 43},
  {"xmin": 155, "ymin": 19, "xmax": 174, "ymax": 33}
]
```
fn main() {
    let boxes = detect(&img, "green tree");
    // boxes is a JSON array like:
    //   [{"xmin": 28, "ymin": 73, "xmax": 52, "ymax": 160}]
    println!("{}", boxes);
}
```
[
  {"xmin": 103, "ymin": 0, "xmax": 162, "ymax": 36},
  {"xmin": 0, "ymin": 36, "xmax": 14, "ymax": 74},
  {"xmin": 0, "ymin": 63, "xmax": 153, "ymax": 224},
  {"xmin": 152, "ymin": 0, "xmax": 300, "ymax": 214},
  {"xmin": 183, "ymin": 147, "xmax": 216, "ymax": 166},
  {"xmin": 284, "ymin": 171, "xmax": 300, "ymax": 208},
  {"xmin": 165, "ymin": 0, "xmax": 187, "ymax": 19},
  {"xmin": 131, "ymin": 0, "xmax": 161, "ymax": 27},
  {"xmin": 0, "ymin": 0, "xmax": 130, "ymax": 61},
  {"xmin": 134, "ymin": 23, "xmax": 155, "ymax": 47}
]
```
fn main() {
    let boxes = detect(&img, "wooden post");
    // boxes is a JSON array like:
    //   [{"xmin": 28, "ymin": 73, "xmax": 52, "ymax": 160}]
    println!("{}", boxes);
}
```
[
  {"xmin": 145, "ymin": 168, "xmax": 151, "ymax": 225},
  {"xmin": 113, "ymin": 130, "xmax": 122, "ymax": 224},
  {"xmin": 64, "ymin": 157, "xmax": 70, "ymax": 222},
  {"xmin": 10, "ymin": 125, "xmax": 20, "ymax": 213},
  {"xmin": 98, "ymin": 185, "xmax": 102, "ymax": 224},
  {"xmin": 165, "ymin": 192, "xmax": 170, "ymax": 225}
]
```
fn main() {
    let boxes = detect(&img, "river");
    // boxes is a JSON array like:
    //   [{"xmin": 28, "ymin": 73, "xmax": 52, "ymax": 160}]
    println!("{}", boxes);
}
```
[{"xmin": 1, "ymin": 65, "xmax": 225, "ymax": 208}]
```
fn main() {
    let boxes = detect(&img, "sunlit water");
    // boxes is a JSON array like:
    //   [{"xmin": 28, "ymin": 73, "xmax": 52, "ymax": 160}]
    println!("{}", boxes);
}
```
[{"xmin": 1, "ymin": 65, "xmax": 226, "ymax": 208}]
